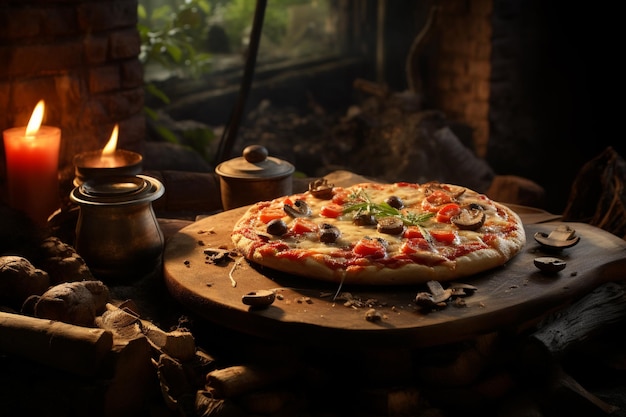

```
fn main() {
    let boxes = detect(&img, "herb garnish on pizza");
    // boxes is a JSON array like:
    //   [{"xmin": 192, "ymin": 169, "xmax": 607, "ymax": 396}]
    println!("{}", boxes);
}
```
[{"xmin": 231, "ymin": 180, "xmax": 526, "ymax": 285}]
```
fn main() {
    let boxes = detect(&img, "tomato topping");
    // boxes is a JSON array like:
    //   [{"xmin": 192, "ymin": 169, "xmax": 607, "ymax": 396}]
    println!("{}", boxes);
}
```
[
  {"xmin": 259, "ymin": 207, "xmax": 285, "ymax": 224},
  {"xmin": 400, "ymin": 238, "xmax": 431, "ymax": 254},
  {"xmin": 282, "ymin": 197, "xmax": 294, "ymax": 206},
  {"xmin": 450, "ymin": 241, "xmax": 488, "ymax": 258},
  {"xmin": 395, "ymin": 182, "xmax": 419, "ymax": 188},
  {"xmin": 290, "ymin": 218, "xmax": 318, "ymax": 234},
  {"xmin": 353, "ymin": 238, "xmax": 386, "ymax": 258},
  {"xmin": 257, "ymin": 242, "xmax": 290, "ymax": 255},
  {"xmin": 403, "ymin": 226, "xmax": 424, "ymax": 239},
  {"xmin": 425, "ymin": 190, "xmax": 453, "ymax": 206},
  {"xmin": 320, "ymin": 203, "xmax": 344, "ymax": 218},
  {"xmin": 430, "ymin": 230, "xmax": 457, "ymax": 244},
  {"xmin": 331, "ymin": 190, "xmax": 351, "ymax": 205},
  {"xmin": 482, "ymin": 234, "xmax": 498, "ymax": 246},
  {"xmin": 436, "ymin": 203, "xmax": 461, "ymax": 223}
]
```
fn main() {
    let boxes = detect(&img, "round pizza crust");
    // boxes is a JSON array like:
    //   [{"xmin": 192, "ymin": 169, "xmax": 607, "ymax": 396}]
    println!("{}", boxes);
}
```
[{"xmin": 231, "ymin": 182, "xmax": 526, "ymax": 286}]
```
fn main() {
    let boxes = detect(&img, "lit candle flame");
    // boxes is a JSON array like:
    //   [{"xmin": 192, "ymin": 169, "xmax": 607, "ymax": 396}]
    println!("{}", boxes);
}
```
[
  {"xmin": 25, "ymin": 100, "xmax": 45, "ymax": 136},
  {"xmin": 102, "ymin": 124, "xmax": 118, "ymax": 156}
]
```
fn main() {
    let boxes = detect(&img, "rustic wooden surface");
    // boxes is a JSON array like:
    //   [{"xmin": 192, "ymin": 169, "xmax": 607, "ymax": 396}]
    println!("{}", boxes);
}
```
[{"xmin": 163, "ymin": 208, "xmax": 626, "ymax": 349}]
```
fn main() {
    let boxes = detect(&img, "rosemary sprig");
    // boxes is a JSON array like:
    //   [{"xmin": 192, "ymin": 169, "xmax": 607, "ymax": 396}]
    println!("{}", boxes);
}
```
[
  {"xmin": 343, "ymin": 188, "xmax": 437, "ymax": 248},
  {"xmin": 343, "ymin": 189, "xmax": 434, "ymax": 226}
]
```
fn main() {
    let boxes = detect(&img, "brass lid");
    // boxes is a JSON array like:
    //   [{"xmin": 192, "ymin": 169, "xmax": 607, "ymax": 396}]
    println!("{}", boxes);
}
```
[
  {"xmin": 215, "ymin": 145, "xmax": 295, "ymax": 180},
  {"xmin": 70, "ymin": 175, "xmax": 164, "ymax": 206}
]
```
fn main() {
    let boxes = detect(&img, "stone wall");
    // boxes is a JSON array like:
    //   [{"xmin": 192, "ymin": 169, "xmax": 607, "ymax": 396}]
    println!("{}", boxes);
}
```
[
  {"xmin": 427, "ymin": 0, "xmax": 493, "ymax": 158},
  {"xmin": 0, "ymin": 0, "xmax": 145, "ymax": 192}
]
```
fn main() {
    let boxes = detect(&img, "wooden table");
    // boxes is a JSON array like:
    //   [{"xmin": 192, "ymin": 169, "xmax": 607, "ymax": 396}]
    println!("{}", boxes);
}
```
[{"xmin": 163, "ymin": 207, "xmax": 626, "ymax": 349}]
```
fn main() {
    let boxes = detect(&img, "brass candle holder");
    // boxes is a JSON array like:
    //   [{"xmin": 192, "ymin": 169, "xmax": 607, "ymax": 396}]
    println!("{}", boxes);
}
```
[{"xmin": 73, "ymin": 149, "xmax": 142, "ymax": 186}]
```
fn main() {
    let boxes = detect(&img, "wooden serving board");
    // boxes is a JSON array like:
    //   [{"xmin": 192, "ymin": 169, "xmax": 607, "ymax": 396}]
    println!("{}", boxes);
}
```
[{"xmin": 163, "ymin": 208, "xmax": 626, "ymax": 349}]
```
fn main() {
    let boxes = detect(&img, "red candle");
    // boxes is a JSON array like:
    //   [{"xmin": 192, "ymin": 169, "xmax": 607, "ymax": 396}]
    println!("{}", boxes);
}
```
[{"xmin": 3, "ymin": 100, "xmax": 61, "ymax": 226}]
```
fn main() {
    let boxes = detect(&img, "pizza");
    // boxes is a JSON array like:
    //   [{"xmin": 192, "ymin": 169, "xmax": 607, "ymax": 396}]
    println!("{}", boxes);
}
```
[{"xmin": 231, "ymin": 179, "xmax": 526, "ymax": 285}]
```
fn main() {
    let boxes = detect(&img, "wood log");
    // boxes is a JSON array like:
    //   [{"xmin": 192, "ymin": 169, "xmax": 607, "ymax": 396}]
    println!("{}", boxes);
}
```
[
  {"xmin": 239, "ymin": 389, "xmax": 300, "ymax": 415},
  {"xmin": 157, "ymin": 353, "xmax": 195, "ymax": 413},
  {"xmin": 195, "ymin": 391, "xmax": 245, "ymax": 417},
  {"xmin": 360, "ymin": 386, "xmax": 423, "ymax": 417},
  {"xmin": 532, "ymin": 281, "xmax": 626, "ymax": 355},
  {"xmin": 98, "ymin": 303, "xmax": 196, "ymax": 361},
  {"xmin": 142, "ymin": 321, "xmax": 196, "ymax": 361},
  {"xmin": 0, "ymin": 311, "xmax": 113, "ymax": 376},
  {"xmin": 518, "ymin": 281, "xmax": 626, "ymax": 415},
  {"xmin": 206, "ymin": 365, "xmax": 296, "ymax": 398},
  {"xmin": 101, "ymin": 335, "xmax": 157, "ymax": 417}
]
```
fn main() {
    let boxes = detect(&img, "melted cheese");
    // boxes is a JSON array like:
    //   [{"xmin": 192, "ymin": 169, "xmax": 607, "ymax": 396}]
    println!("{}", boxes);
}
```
[{"xmin": 247, "ymin": 182, "xmax": 519, "ymax": 262}]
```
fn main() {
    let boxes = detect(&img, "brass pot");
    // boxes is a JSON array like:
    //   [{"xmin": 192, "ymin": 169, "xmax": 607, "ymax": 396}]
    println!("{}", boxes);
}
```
[
  {"xmin": 70, "ymin": 175, "xmax": 165, "ymax": 281},
  {"xmin": 215, "ymin": 145, "xmax": 295, "ymax": 210}
]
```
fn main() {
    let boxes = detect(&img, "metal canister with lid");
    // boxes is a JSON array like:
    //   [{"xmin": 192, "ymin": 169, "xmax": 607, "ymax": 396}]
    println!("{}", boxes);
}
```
[
  {"xmin": 215, "ymin": 145, "xmax": 295, "ymax": 210},
  {"xmin": 69, "ymin": 175, "xmax": 165, "ymax": 281}
]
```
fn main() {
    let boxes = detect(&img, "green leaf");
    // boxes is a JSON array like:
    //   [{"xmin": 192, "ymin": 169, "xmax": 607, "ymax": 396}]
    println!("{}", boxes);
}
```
[
  {"xmin": 165, "ymin": 43, "xmax": 183, "ymax": 63},
  {"xmin": 155, "ymin": 125, "xmax": 180, "ymax": 144},
  {"xmin": 143, "ymin": 106, "xmax": 158, "ymax": 121},
  {"xmin": 152, "ymin": 5, "xmax": 172, "ymax": 21},
  {"xmin": 144, "ymin": 83, "xmax": 170, "ymax": 104},
  {"xmin": 137, "ymin": 4, "xmax": 147, "ymax": 20},
  {"xmin": 195, "ymin": 0, "xmax": 211, "ymax": 15},
  {"xmin": 183, "ymin": 127, "xmax": 216, "ymax": 160},
  {"xmin": 137, "ymin": 23, "xmax": 150, "ymax": 38}
]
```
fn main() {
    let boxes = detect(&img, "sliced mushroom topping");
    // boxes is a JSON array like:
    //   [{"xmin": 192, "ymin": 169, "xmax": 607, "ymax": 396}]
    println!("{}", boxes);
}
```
[
  {"xmin": 203, "ymin": 248, "xmax": 236, "ymax": 265},
  {"xmin": 449, "ymin": 282, "xmax": 478, "ymax": 297},
  {"xmin": 415, "ymin": 292, "xmax": 438, "ymax": 308},
  {"xmin": 353, "ymin": 212, "xmax": 377, "ymax": 226},
  {"xmin": 376, "ymin": 216, "xmax": 405, "ymax": 235},
  {"xmin": 414, "ymin": 290, "xmax": 452, "ymax": 309},
  {"xmin": 319, "ymin": 223, "xmax": 341, "ymax": 243},
  {"xmin": 533, "ymin": 225, "xmax": 580, "ymax": 250},
  {"xmin": 242, "ymin": 290, "xmax": 276, "ymax": 307},
  {"xmin": 284, "ymin": 199, "xmax": 312, "ymax": 218},
  {"xmin": 415, "ymin": 280, "xmax": 453, "ymax": 309},
  {"xmin": 267, "ymin": 219, "xmax": 288, "ymax": 236},
  {"xmin": 385, "ymin": 195, "xmax": 404, "ymax": 209},
  {"xmin": 534, "ymin": 257, "xmax": 566, "ymax": 273},
  {"xmin": 308, "ymin": 178, "xmax": 334, "ymax": 199},
  {"xmin": 451, "ymin": 204, "xmax": 486, "ymax": 230}
]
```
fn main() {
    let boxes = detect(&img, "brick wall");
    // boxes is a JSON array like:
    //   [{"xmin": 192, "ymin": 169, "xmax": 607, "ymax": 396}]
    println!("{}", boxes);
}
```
[
  {"xmin": 428, "ymin": 0, "xmax": 492, "ymax": 158},
  {"xmin": 0, "ymin": 0, "xmax": 144, "ymax": 191}
]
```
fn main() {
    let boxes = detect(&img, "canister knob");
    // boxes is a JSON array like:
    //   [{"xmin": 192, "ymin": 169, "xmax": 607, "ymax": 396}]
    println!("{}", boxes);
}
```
[{"xmin": 243, "ymin": 145, "xmax": 269, "ymax": 163}]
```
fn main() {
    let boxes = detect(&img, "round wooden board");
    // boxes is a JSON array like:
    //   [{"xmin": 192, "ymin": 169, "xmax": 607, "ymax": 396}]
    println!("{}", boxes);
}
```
[{"xmin": 163, "ymin": 209, "xmax": 626, "ymax": 349}]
